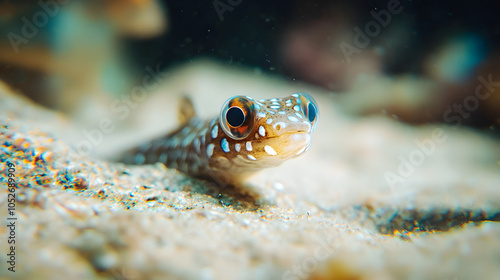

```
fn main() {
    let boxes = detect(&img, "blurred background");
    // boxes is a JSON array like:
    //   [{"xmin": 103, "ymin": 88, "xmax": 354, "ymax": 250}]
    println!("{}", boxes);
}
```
[{"xmin": 1, "ymin": 0, "xmax": 500, "ymax": 134}]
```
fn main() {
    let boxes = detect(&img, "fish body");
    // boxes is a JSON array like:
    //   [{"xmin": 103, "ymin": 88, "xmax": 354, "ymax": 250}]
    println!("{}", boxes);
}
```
[{"xmin": 122, "ymin": 93, "xmax": 319, "ymax": 185}]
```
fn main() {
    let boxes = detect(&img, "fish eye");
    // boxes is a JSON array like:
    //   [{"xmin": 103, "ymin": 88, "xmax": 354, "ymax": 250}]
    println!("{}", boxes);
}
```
[
  {"xmin": 307, "ymin": 102, "xmax": 317, "ymax": 123},
  {"xmin": 226, "ymin": 107, "xmax": 245, "ymax": 127},
  {"xmin": 220, "ymin": 96, "xmax": 256, "ymax": 140},
  {"xmin": 298, "ymin": 93, "xmax": 319, "ymax": 131}
]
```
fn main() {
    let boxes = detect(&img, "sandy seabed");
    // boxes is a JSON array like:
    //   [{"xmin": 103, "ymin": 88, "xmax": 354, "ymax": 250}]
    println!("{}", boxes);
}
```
[{"xmin": 1, "ymin": 61, "xmax": 500, "ymax": 280}]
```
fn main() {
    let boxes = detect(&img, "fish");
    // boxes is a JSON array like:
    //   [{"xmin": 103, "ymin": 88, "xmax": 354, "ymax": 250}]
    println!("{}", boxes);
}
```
[{"xmin": 121, "ymin": 93, "xmax": 319, "ymax": 185}]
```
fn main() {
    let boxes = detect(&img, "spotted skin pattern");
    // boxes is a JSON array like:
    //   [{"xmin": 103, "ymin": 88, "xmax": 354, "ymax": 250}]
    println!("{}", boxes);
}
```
[{"xmin": 122, "ymin": 93, "xmax": 319, "ymax": 185}]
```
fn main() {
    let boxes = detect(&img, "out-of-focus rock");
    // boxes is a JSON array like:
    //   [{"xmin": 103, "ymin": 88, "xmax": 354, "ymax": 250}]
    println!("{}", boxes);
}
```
[{"xmin": 0, "ymin": 0, "xmax": 168, "ymax": 126}]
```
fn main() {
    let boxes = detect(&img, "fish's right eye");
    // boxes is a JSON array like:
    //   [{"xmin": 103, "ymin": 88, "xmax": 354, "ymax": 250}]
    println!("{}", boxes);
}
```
[
  {"xmin": 220, "ymin": 96, "xmax": 256, "ymax": 140},
  {"xmin": 226, "ymin": 106, "xmax": 245, "ymax": 127}
]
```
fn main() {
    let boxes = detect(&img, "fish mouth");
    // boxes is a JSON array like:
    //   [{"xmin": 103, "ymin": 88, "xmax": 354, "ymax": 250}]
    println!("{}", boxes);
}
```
[
  {"xmin": 279, "ymin": 132, "xmax": 311, "ymax": 157},
  {"xmin": 231, "ymin": 132, "xmax": 312, "ymax": 168},
  {"xmin": 259, "ymin": 132, "xmax": 311, "ymax": 160}
]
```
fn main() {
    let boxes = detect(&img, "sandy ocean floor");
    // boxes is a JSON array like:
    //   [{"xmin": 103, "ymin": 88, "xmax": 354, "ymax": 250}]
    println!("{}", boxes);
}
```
[{"xmin": 1, "ymin": 60, "xmax": 500, "ymax": 280}]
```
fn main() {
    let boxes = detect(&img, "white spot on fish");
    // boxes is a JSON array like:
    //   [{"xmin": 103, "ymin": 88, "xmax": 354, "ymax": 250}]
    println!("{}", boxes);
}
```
[
  {"xmin": 237, "ymin": 155, "xmax": 247, "ymax": 161},
  {"xmin": 221, "ymin": 138, "xmax": 230, "ymax": 153},
  {"xmin": 270, "ymin": 98, "xmax": 278, "ymax": 102},
  {"xmin": 295, "ymin": 113, "xmax": 303, "ymax": 119},
  {"xmin": 266, "ymin": 118, "xmax": 273, "ymax": 124},
  {"xmin": 211, "ymin": 125, "xmax": 218, "ymax": 139},
  {"xmin": 182, "ymin": 133, "xmax": 196, "ymax": 147},
  {"xmin": 206, "ymin": 144, "xmax": 215, "ymax": 157},
  {"xmin": 291, "ymin": 93, "xmax": 299, "ymax": 98},
  {"xmin": 247, "ymin": 154, "xmax": 257, "ymax": 160},
  {"xmin": 270, "ymin": 105, "xmax": 281, "ymax": 109},
  {"xmin": 159, "ymin": 153, "xmax": 167, "ymax": 163},
  {"xmin": 135, "ymin": 154, "xmax": 145, "ymax": 164},
  {"xmin": 288, "ymin": 116, "xmax": 299, "ymax": 122},
  {"xmin": 264, "ymin": 145, "xmax": 277, "ymax": 155},
  {"xmin": 199, "ymin": 128, "xmax": 208, "ymax": 137},
  {"xmin": 194, "ymin": 138, "xmax": 201, "ymax": 154},
  {"xmin": 257, "ymin": 112, "xmax": 266, "ymax": 118},
  {"xmin": 259, "ymin": 126, "xmax": 266, "ymax": 137},
  {"xmin": 246, "ymin": 141, "xmax": 253, "ymax": 151},
  {"xmin": 235, "ymin": 143, "xmax": 241, "ymax": 152},
  {"xmin": 210, "ymin": 118, "xmax": 216, "ymax": 127},
  {"xmin": 181, "ymin": 127, "xmax": 190, "ymax": 135},
  {"xmin": 278, "ymin": 111, "xmax": 286, "ymax": 115},
  {"xmin": 273, "ymin": 122, "xmax": 287, "ymax": 130},
  {"xmin": 169, "ymin": 137, "xmax": 180, "ymax": 147},
  {"xmin": 293, "ymin": 105, "xmax": 300, "ymax": 111}
]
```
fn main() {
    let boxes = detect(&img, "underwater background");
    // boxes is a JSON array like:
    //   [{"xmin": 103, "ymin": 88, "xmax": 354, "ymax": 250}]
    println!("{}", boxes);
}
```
[{"xmin": 1, "ymin": 1, "xmax": 500, "ymax": 279}]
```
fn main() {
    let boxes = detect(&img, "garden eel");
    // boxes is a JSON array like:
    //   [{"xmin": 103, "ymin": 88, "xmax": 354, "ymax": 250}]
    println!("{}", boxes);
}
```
[{"xmin": 121, "ymin": 93, "xmax": 319, "ymax": 185}]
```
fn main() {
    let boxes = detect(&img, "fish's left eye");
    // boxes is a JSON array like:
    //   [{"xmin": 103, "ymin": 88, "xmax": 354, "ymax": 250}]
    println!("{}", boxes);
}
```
[
  {"xmin": 307, "ymin": 102, "xmax": 318, "ymax": 123},
  {"xmin": 220, "ymin": 96, "xmax": 256, "ymax": 140},
  {"xmin": 298, "ymin": 93, "xmax": 319, "ymax": 131}
]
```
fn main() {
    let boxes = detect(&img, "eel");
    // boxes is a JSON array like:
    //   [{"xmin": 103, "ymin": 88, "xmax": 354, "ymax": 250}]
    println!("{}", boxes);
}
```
[{"xmin": 121, "ymin": 93, "xmax": 319, "ymax": 185}]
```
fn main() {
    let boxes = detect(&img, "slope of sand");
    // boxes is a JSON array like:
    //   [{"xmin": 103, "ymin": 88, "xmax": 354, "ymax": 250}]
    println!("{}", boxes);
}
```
[{"xmin": 1, "ymin": 60, "xmax": 499, "ymax": 280}]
